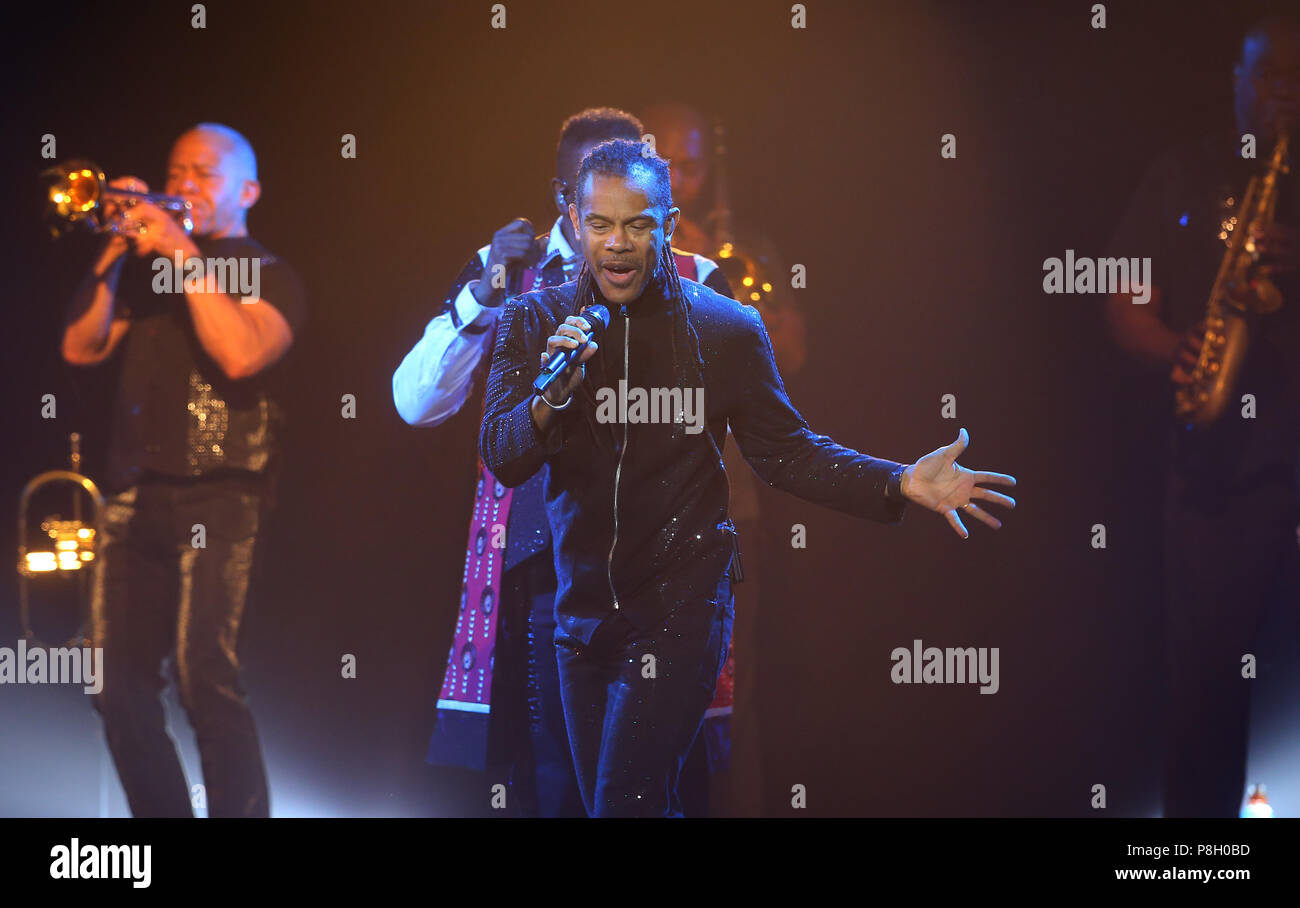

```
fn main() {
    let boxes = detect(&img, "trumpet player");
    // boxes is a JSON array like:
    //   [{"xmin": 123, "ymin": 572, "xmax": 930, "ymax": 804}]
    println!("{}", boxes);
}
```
[
  {"xmin": 1104, "ymin": 16, "xmax": 1300, "ymax": 818},
  {"xmin": 59, "ymin": 124, "xmax": 306, "ymax": 817}
]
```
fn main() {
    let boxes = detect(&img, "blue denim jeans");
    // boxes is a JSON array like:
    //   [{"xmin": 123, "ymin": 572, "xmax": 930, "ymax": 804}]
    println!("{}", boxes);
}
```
[{"xmin": 554, "ymin": 575, "xmax": 734, "ymax": 817}]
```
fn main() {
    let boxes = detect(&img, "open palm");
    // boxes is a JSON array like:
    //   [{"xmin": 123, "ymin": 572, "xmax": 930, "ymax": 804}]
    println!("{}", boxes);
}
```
[{"xmin": 902, "ymin": 428, "xmax": 1017, "ymax": 538}]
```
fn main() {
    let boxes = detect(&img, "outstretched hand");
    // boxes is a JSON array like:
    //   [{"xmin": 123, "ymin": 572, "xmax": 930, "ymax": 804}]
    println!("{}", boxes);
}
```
[{"xmin": 901, "ymin": 428, "xmax": 1017, "ymax": 539}]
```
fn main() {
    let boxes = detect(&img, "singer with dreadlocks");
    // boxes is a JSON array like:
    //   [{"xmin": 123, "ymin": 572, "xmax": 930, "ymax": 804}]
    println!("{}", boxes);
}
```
[{"xmin": 480, "ymin": 139, "xmax": 1018, "ymax": 817}]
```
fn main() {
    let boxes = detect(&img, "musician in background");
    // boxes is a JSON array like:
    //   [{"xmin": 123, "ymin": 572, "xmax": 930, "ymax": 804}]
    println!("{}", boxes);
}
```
[
  {"xmin": 1104, "ymin": 15, "xmax": 1300, "ymax": 817},
  {"xmin": 642, "ymin": 102, "xmax": 806, "ymax": 375},
  {"xmin": 392, "ymin": 107, "xmax": 733, "ymax": 817},
  {"xmin": 60, "ymin": 124, "xmax": 306, "ymax": 817},
  {"xmin": 643, "ymin": 102, "xmax": 808, "ymax": 815}
]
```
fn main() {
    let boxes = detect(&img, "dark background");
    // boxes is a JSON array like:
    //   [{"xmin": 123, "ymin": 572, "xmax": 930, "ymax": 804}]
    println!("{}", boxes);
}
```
[{"xmin": 1, "ymin": 0, "xmax": 1297, "ymax": 817}]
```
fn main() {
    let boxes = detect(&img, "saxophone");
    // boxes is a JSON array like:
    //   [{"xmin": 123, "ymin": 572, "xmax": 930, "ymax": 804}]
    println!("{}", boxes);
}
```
[{"xmin": 1176, "ymin": 130, "xmax": 1291, "ymax": 428}]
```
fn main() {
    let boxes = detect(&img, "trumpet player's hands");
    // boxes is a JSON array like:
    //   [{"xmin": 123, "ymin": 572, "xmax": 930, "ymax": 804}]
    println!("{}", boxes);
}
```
[
  {"xmin": 103, "ymin": 175, "xmax": 148, "ymax": 220},
  {"xmin": 899, "ymin": 428, "xmax": 1017, "ymax": 539},
  {"xmin": 125, "ymin": 199, "xmax": 196, "ymax": 261},
  {"xmin": 1169, "ymin": 320, "xmax": 1205, "ymax": 386},
  {"xmin": 92, "ymin": 176, "xmax": 152, "ymax": 267}
]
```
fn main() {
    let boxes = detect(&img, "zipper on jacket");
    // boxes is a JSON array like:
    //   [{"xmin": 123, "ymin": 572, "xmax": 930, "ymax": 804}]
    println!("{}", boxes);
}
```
[{"xmin": 606, "ymin": 313, "xmax": 630, "ymax": 610}]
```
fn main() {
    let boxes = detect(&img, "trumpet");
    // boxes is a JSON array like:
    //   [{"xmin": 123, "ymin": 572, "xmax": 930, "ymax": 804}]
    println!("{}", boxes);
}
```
[
  {"xmin": 17, "ymin": 433, "xmax": 104, "ymax": 648},
  {"xmin": 1175, "ymin": 130, "xmax": 1290, "ymax": 428},
  {"xmin": 41, "ymin": 158, "xmax": 193, "ymax": 238}
]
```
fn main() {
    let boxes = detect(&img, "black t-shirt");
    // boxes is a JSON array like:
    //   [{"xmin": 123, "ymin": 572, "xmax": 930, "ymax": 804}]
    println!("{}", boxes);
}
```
[
  {"xmin": 1106, "ymin": 131, "xmax": 1300, "ymax": 485},
  {"xmin": 104, "ymin": 235, "xmax": 307, "ymax": 490}
]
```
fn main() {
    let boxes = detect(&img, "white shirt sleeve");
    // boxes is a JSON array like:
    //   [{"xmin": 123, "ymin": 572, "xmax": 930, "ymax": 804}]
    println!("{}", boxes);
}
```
[
  {"xmin": 694, "ymin": 253, "xmax": 718, "ymax": 286},
  {"xmin": 392, "ymin": 279, "xmax": 503, "ymax": 427}
]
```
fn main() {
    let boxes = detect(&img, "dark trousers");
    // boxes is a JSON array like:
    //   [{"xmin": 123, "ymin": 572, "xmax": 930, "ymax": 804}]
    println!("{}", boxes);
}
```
[
  {"xmin": 1162, "ymin": 465, "xmax": 1300, "ymax": 817},
  {"xmin": 90, "ymin": 473, "xmax": 270, "ymax": 818},
  {"xmin": 554, "ymin": 575, "xmax": 734, "ymax": 818},
  {"xmin": 493, "ymin": 553, "xmax": 586, "ymax": 817},
  {"xmin": 709, "ymin": 514, "xmax": 764, "ymax": 817}
]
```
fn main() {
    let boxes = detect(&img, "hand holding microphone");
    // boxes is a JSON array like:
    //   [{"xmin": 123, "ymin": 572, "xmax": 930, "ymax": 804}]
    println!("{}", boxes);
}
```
[
  {"xmin": 534, "ymin": 305, "xmax": 609, "ymax": 407},
  {"xmin": 529, "ymin": 308, "xmax": 605, "ymax": 436}
]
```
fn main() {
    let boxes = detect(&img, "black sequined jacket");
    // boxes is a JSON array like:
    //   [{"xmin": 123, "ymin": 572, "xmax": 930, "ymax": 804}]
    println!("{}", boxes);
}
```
[{"xmin": 480, "ymin": 269, "xmax": 907, "ymax": 646}]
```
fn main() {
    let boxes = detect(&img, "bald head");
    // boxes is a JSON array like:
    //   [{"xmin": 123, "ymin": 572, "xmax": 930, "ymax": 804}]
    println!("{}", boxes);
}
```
[
  {"xmin": 167, "ymin": 123, "xmax": 261, "ymax": 238},
  {"xmin": 188, "ymin": 123, "xmax": 257, "ymax": 179}
]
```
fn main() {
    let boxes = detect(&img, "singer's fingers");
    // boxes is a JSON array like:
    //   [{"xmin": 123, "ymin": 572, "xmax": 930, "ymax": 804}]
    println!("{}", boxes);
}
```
[
  {"xmin": 545, "ymin": 333, "xmax": 579, "ymax": 356},
  {"xmin": 964, "ymin": 502, "xmax": 1002, "ymax": 530},
  {"xmin": 555, "ymin": 323, "xmax": 588, "ymax": 344},
  {"xmin": 971, "ymin": 487, "xmax": 1016, "ymax": 509},
  {"xmin": 578, "ymin": 339, "xmax": 599, "ymax": 362},
  {"xmin": 565, "ymin": 315, "xmax": 593, "ymax": 334},
  {"xmin": 942, "ymin": 427, "xmax": 969, "ymax": 465},
  {"xmin": 944, "ymin": 509, "xmax": 970, "ymax": 540},
  {"xmin": 552, "ymin": 327, "xmax": 583, "ymax": 343}
]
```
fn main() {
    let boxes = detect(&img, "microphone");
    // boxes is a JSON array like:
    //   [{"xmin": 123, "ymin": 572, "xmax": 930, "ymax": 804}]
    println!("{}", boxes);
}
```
[{"xmin": 533, "ymin": 304, "xmax": 610, "ymax": 396}]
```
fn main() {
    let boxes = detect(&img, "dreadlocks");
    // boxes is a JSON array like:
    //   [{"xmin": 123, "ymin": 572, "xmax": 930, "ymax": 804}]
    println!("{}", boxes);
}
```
[{"xmin": 568, "ymin": 140, "xmax": 724, "ymax": 471}]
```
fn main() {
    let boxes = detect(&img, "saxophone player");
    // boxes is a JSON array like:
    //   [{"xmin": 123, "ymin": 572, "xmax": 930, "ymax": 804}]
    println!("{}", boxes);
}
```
[{"xmin": 1104, "ymin": 15, "xmax": 1300, "ymax": 818}]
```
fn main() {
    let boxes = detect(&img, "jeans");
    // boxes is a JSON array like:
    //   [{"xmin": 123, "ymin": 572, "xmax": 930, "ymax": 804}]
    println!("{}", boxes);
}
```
[
  {"xmin": 554, "ymin": 574, "xmax": 734, "ymax": 818},
  {"xmin": 90, "ymin": 472, "xmax": 270, "ymax": 818}
]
